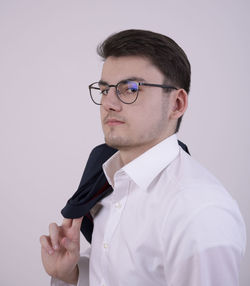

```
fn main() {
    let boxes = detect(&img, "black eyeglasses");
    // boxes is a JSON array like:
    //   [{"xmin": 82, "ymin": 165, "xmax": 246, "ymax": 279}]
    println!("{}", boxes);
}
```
[{"xmin": 89, "ymin": 80, "xmax": 178, "ymax": 105}]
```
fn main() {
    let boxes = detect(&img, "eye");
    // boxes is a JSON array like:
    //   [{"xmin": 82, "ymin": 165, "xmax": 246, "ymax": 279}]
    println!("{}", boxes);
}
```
[
  {"xmin": 118, "ymin": 81, "xmax": 139, "ymax": 95},
  {"xmin": 126, "ymin": 87, "xmax": 138, "ymax": 94},
  {"xmin": 126, "ymin": 82, "xmax": 138, "ymax": 94},
  {"xmin": 99, "ymin": 85, "xmax": 109, "ymax": 95},
  {"xmin": 101, "ymin": 89, "xmax": 108, "ymax": 95}
]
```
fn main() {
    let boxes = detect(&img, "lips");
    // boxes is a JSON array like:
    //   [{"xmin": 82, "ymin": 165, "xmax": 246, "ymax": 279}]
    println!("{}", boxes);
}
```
[{"xmin": 105, "ymin": 118, "xmax": 125, "ymax": 126}]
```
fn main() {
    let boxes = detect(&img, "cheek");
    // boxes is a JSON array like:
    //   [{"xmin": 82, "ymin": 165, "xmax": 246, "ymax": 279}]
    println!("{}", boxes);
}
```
[
  {"xmin": 100, "ymin": 107, "xmax": 107, "ymax": 121},
  {"xmin": 100, "ymin": 108, "xmax": 107, "ymax": 131},
  {"xmin": 139, "ymin": 98, "xmax": 164, "ymax": 122},
  {"xmin": 129, "ymin": 105, "xmax": 160, "ymax": 132}
]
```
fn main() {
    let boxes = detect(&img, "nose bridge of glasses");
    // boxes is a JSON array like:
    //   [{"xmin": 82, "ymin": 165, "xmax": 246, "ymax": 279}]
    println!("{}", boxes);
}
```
[
  {"xmin": 104, "ymin": 84, "xmax": 120, "ymax": 98},
  {"xmin": 101, "ymin": 84, "xmax": 122, "ymax": 107}
]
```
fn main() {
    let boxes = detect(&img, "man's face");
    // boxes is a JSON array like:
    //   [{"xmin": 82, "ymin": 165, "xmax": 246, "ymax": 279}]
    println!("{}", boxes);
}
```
[{"xmin": 100, "ymin": 56, "xmax": 176, "ymax": 153}]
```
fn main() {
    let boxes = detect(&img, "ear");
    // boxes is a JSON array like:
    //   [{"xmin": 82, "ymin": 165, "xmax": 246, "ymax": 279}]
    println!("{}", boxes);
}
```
[{"xmin": 170, "ymin": 89, "xmax": 188, "ymax": 119}]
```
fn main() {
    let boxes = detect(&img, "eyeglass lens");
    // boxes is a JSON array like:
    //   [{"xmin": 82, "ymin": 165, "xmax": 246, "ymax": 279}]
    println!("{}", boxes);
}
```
[{"xmin": 90, "ymin": 81, "xmax": 139, "ymax": 104}]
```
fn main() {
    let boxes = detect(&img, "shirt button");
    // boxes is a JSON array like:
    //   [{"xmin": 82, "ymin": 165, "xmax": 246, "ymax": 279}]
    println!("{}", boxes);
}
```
[
  {"xmin": 103, "ymin": 243, "xmax": 108, "ymax": 249},
  {"xmin": 115, "ymin": 202, "xmax": 122, "ymax": 208}
]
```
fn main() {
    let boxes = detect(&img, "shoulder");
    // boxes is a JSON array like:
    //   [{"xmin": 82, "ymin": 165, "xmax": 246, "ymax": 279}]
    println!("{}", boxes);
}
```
[
  {"xmin": 161, "ymin": 150, "xmax": 246, "ymax": 258},
  {"xmin": 166, "ymin": 149, "xmax": 244, "ymax": 226}
]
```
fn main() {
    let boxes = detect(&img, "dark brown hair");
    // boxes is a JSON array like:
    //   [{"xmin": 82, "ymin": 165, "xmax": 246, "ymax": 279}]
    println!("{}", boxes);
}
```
[{"xmin": 97, "ymin": 29, "xmax": 191, "ymax": 132}]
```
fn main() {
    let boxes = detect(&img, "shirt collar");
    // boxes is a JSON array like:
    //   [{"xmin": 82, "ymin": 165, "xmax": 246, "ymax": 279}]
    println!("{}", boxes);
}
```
[{"xmin": 103, "ymin": 134, "xmax": 180, "ymax": 190}]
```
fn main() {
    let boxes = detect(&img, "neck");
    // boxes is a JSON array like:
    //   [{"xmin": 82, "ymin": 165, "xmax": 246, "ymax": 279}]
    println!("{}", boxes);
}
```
[
  {"xmin": 118, "ymin": 134, "xmax": 174, "ymax": 166},
  {"xmin": 119, "ymin": 146, "xmax": 151, "ymax": 166}
]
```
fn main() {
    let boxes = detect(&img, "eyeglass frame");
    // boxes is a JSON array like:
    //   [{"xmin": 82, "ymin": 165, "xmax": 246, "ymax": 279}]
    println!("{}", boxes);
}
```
[{"xmin": 89, "ymin": 79, "xmax": 178, "ymax": 105}]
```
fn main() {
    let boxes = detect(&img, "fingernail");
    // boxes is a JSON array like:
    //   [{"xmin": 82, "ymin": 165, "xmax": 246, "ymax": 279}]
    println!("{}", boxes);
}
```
[{"xmin": 53, "ymin": 244, "xmax": 59, "ymax": 250}]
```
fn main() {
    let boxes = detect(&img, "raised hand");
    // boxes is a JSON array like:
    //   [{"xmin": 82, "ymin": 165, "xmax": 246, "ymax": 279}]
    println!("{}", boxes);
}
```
[{"xmin": 40, "ymin": 217, "xmax": 83, "ymax": 285}]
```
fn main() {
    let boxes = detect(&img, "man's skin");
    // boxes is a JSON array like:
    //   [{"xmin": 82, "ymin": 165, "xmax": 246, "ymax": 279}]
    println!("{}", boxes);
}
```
[
  {"xmin": 40, "ymin": 218, "xmax": 83, "ymax": 284},
  {"xmin": 40, "ymin": 55, "xmax": 188, "ymax": 284},
  {"xmin": 100, "ymin": 56, "xmax": 187, "ymax": 165}
]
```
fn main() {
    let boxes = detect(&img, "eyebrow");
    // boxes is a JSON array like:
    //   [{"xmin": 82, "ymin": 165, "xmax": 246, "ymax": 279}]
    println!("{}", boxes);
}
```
[{"xmin": 99, "ymin": 76, "xmax": 146, "ymax": 85}]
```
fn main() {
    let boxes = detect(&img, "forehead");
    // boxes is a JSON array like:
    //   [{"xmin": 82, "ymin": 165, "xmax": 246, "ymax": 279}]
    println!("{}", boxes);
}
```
[{"xmin": 101, "ymin": 56, "xmax": 164, "ymax": 84}]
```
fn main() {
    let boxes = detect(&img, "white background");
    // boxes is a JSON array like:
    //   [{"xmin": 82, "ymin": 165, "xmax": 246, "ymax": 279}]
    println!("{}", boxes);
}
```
[{"xmin": 0, "ymin": 0, "xmax": 249, "ymax": 285}]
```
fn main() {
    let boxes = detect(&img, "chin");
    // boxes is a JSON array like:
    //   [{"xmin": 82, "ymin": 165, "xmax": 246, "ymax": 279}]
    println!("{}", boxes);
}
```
[{"xmin": 104, "ymin": 136, "xmax": 132, "ymax": 150}]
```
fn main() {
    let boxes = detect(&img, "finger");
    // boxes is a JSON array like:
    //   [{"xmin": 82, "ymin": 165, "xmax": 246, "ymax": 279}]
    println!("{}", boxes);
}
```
[
  {"xmin": 70, "ymin": 217, "xmax": 83, "ymax": 242},
  {"xmin": 40, "ymin": 235, "xmax": 54, "ymax": 255},
  {"xmin": 72, "ymin": 217, "xmax": 83, "ymax": 230},
  {"xmin": 62, "ymin": 218, "xmax": 73, "ymax": 228},
  {"xmin": 61, "ymin": 237, "xmax": 79, "ymax": 254},
  {"xmin": 49, "ymin": 223, "xmax": 60, "ymax": 250}
]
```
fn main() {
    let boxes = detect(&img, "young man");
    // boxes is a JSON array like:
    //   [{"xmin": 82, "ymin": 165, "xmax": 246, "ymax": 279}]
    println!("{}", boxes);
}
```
[{"xmin": 40, "ymin": 29, "xmax": 246, "ymax": 286}]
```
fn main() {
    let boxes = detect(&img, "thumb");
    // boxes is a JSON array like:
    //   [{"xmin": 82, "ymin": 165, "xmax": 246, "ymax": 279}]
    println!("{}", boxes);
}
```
[{"xmin": 62, "ymin": 237, "xmax": 79, "ymax": 253}]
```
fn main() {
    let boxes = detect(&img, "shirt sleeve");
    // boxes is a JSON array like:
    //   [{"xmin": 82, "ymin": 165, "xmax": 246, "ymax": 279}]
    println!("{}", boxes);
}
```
[
  {"xmin": 76, "ymin": 254, "xmax": 90, "ymax": 286},
  {"xmin": 163, "ymin": 203, "xmax": 246, "ymax": 286},
  {"xmin": 50, "ymin": 248, "xmax": 90, "ymax": 286},
  {"xmin": 51, "ymin": 277, "xmax": 76, "ymax": 286},
  {"xmin": 168, "ymin": 245, "xmax": 242, "ymax": 285}
]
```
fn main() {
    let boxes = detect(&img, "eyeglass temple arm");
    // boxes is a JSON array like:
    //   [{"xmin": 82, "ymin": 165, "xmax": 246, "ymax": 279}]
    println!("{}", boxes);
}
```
[{"xmin": 139, "ymin": 83, "xmax": 178, "ymax": 90}]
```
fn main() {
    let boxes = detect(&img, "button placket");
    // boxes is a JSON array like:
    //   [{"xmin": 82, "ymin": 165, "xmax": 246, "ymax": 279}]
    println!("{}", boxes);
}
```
[
  {"xmin": 114, "ymin": 201, "xmax": 122, "ymax": 209},
  {"xmin": 103, "ymin": 174, "xmax": 129, "ymax": 248}
]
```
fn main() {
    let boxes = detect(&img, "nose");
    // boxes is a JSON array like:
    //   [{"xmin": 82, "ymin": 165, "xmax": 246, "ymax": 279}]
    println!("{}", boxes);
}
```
[{"xmin": 101, "ymin": 87, "xmax": 122, "ymax": 112}]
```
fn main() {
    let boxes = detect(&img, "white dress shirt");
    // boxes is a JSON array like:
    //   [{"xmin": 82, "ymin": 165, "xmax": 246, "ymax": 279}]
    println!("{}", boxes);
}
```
[{"xmin": 52, "ymin": 134, "xmax": 246, "ymax": 286}]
